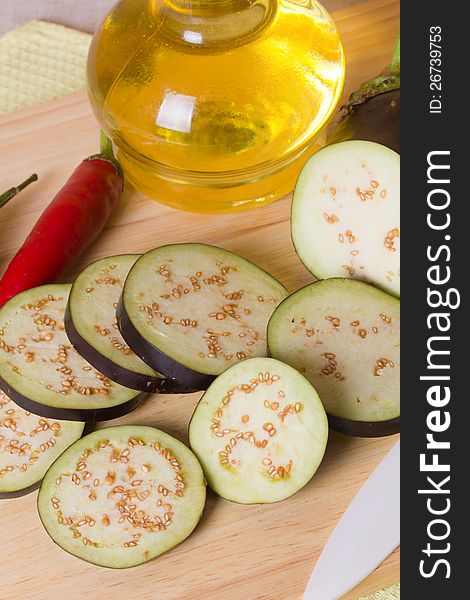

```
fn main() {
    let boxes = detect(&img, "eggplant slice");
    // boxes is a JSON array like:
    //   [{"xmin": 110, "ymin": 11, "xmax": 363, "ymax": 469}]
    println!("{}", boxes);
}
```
[
  {"xmin": 189, "ymin": 357, "xmax": 328, "ymax": 504},
  {"xmin": 37, "ymin": 426, "xmax": 206, "ymax": 568},
  {"xmin": 0, "ymin": 285, "xmax": 146, "ymax": 422},
  {"xmin": 292, "ymin": 140, "xmax": 400, "ymax": 297},
  {"xmin": 0, "ymin": 391, "xmax": 84, "ymax": 498},
  {"xmin": 66, "ymin": 255, "xmax": 186, "ymax": 393},
  {"xmin": 267, "ymin": 279, "xmax": 400, "ymax": 437},
  {"xmin": 119, "ymin": 244, "xmax": 288, "ymax": 389}
]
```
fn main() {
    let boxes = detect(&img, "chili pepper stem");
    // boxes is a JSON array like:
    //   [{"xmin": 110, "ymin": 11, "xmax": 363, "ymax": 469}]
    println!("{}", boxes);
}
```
[
  {"xmin": 0, "ymin": 173, "xmax": 38, "ymax": 209},
  {"xmin": 86, "ymin": 131, "xmax": 123, "ymax": 179},
  {"xmin": 100, "ymin": 130, "xmax": 115, "ymax": 162}
]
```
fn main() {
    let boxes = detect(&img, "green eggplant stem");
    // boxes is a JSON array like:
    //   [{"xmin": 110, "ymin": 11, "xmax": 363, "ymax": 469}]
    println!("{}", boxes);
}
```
[
  {"xmin": 342, "ymin": 32, "xmax": 400, "ymax": 113},
  {"xmin": 0, "ymin": 173, "xmax": 38, "ymax": 210},
  {"xmin": 391, "ymin": 33, "xmax": 400, "ymax": 71}
]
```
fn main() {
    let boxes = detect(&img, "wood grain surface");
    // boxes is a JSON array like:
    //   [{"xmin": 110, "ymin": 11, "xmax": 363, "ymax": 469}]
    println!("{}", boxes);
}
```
[
  {"xmin": 0, "ymin": 1, "xmax": 365, "ymax": 36},
  {"xmin": 0, "ymin": 1, "xmax": 400, "ymax": 598}
]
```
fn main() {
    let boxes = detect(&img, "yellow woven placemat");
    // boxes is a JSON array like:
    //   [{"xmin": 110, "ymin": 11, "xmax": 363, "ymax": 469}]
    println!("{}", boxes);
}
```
[
  {"xmin": 359, "ymin": 584, "xmax": 400, "ymax": 600},
  {"xmin": 0, "ymin": 20, "xmax": 91, "ymax": 114},
  {"xmin": 0, "ymin": 19, "xmax": 399, "ymax": 600}
]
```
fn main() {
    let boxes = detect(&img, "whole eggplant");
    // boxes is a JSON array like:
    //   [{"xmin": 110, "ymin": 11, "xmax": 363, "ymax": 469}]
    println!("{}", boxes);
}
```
[{"xmin": 329, "ymin": 35, "xmax": 400, "ymax": 153}]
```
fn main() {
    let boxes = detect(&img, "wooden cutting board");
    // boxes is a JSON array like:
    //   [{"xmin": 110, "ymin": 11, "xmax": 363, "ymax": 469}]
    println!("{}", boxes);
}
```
[{"xmin": 0, "ymin": 1, "xmax": 400, "ymax": 598}]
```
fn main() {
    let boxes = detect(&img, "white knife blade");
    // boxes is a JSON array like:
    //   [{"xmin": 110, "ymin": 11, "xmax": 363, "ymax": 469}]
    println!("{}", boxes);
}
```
[{"xmin": 303, "ymin": 440, "xmax": 400, "ymax": 600}]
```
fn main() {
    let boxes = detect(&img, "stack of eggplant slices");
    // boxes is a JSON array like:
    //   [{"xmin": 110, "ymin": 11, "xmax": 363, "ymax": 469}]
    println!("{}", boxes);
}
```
[{"xmin": 0, "ymin": 140, "xmax": 399, "ymax": 569}]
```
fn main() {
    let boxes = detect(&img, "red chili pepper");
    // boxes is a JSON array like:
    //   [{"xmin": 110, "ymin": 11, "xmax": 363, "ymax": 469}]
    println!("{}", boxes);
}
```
[{"xmin": 0, "ymin": 136, "xmax": 123, "ymax": 308}]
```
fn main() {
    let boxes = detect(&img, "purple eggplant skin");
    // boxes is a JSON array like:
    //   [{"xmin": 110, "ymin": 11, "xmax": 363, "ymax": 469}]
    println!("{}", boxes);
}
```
[
  {"xmin": 328, "ymin": 89, "xmax": 400, "ymax": 154},
  {"xmin": 328, "ymin": 414, "xmax": 400, "ymax": 438},
  {"xmin": 117, "ymin": 297, "xmax": 210, "ymax": 391},
  {"xmin": 64, "ymin": 304, "xmax": 189, "ymax": 395},
  {"xmin": 0, "ymin": 375, "xmax": 147, "ymax": 423},
  {"xmin": 0, "ymin": 480, "xmax": 41, "ymax": 500}
]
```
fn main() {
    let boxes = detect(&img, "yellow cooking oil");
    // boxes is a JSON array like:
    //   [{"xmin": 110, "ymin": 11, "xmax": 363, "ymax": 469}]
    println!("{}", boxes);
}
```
[{"xmin": 87, "ymin": 0, "xmax": 345, "ymax": 212}]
